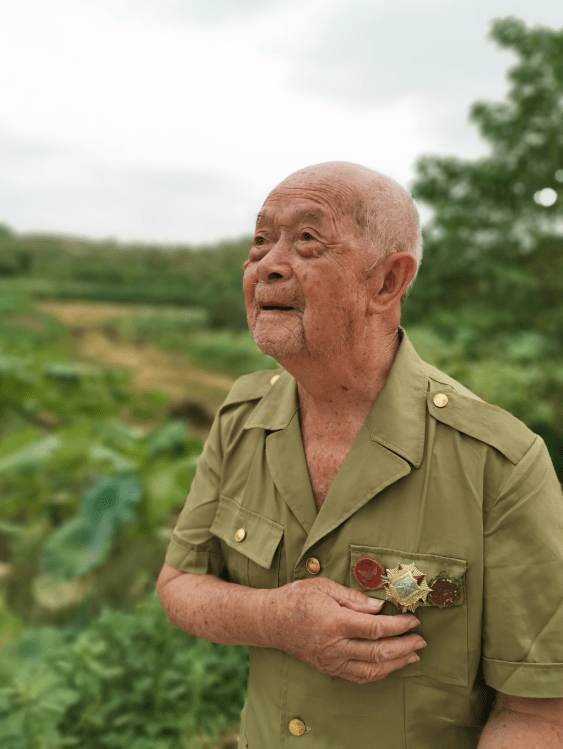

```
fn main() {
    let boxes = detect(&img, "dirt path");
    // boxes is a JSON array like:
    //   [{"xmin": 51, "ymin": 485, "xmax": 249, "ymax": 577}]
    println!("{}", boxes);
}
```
[{"xmin": 39, "ymin": 301, "xmax": 234, "ymax": 410}]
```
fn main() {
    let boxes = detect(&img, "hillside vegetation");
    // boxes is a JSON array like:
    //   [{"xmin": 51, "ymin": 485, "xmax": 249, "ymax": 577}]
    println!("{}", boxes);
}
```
[
  {"xmin": 0, "ymin": 229, "xmax": 251, "ymax": 331},
  {"xmin": 0, "ymin": 286, "xmax": 248, "ymax": 748}
]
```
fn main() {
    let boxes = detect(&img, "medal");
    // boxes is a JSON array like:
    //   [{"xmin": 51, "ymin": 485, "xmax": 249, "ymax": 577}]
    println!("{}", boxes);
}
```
[
  {"xmin": 382, "ymin": 562, "xmax": 432, "ymax": 613},
  {"xmin": 351, "ymin": 555, "xmax": 385, "ymax": 591},
  {"xmin": 428, "ymin": 572, "xmax": 461, "ymax": 607}
]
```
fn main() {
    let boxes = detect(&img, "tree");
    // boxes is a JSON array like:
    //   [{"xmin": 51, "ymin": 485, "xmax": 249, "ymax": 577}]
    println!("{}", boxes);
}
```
[
  {"xmin": 0, "ymin": 223, "xmax": 15, "ymax": 239},
  {"xmin": 403, "ymin": 16, "xmax": 563, "ymax": 476}
]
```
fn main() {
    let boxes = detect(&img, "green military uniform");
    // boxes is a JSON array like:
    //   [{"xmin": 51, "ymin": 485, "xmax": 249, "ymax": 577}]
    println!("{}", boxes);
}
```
[{"xmin": 165, "ymin": 330, "xmax": 563, "ymax": 749}]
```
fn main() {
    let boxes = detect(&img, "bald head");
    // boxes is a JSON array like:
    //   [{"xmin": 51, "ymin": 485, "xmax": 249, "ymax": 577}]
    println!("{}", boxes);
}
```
[{"xmin": 274, "ymin": 162, "xmax": 422, "ymax": 275}]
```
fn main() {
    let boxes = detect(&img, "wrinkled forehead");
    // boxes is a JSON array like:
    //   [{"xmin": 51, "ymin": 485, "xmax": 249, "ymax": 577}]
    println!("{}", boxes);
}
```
[{"xmin": 258, "ymin": 179, "xmax": 364, "ymax": 227}]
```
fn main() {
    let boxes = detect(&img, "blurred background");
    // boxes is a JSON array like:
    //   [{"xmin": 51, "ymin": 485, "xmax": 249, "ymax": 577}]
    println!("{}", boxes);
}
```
[{"xmin": 0, "ymin": 1, "xmax": 562, "ymax": 747}]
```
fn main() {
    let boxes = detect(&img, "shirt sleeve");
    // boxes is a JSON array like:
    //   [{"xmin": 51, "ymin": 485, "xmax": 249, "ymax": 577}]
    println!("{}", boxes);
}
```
[
  {"xmin": 164, "ymin": 412, "xmax": 225, "ymax": 578},
  {"xmin": 482, "ymin": 435, "xmax": 563, "ymax": 697}
]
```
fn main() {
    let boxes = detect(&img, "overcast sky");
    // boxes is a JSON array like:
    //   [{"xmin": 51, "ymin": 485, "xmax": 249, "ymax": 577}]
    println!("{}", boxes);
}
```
[{"xmin": 0, "ymin": 0, "xmax": 561, "ymax": 244}]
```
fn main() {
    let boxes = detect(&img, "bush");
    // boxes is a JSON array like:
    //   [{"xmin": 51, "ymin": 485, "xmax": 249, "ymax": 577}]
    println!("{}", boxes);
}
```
[
  {"xmin": 0, "ymin": 300, "xmax": 204, "ymax": 628},
  {"xmin": 184, "ymin": 330, "xmax": 278, "ymax": 379},
  {"xmin": 0, "ymin": 592, "xmax": 248, "ymax": 749}
]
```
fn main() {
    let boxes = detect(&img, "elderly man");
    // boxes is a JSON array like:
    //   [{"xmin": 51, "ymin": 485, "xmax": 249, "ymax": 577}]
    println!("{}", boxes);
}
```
[{"xmin": 157, "ymin": 162, "xmax": 563, "ymax": 748}]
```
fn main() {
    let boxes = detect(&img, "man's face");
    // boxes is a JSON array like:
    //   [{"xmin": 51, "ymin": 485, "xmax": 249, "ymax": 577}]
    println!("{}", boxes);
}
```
[{"xmin": 243, "ymin": 181, "xmax": 372, "ymax": 362}]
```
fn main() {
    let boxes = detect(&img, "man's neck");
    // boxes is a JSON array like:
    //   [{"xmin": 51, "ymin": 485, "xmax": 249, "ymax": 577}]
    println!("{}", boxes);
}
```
[{"xmin": 279, "ymin": 329, "xmax": 400, "ymax": 427}]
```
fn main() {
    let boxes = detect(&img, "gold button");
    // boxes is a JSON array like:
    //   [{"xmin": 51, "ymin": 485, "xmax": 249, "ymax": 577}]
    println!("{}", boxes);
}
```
[
  {"xmin": 306, "ymin": 557, "xmax": 321, "ymax": 575},
  {"xmin": 289, "ymin": 719, "xmax": 306, "ymax": 736},
  {"xmin": 234, "ymin": 528, "xmax": 246, "ymax": 542},
  {"xmin": 433, "ymin": 393, "xmax": 449, "ymax": 408},
  {"xmin": 270, "ymin": 374, "xmax": 280, "ymax": 384}
]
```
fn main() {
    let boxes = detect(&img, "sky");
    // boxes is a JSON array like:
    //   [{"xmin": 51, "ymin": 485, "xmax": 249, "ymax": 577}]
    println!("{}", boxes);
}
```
[{"xmin": 0, "ymin": 0, "xmax": 561, "ymax": 245}]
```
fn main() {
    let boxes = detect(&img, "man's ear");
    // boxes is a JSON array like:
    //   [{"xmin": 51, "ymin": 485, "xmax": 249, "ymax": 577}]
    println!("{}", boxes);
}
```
[{"xmin": 367, "ymin": 252, "xmax": 418, "ymax": 313}]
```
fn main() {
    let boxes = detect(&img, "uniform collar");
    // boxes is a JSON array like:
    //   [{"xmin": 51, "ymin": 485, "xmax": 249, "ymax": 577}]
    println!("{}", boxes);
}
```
[{"xmin": 244, "ymin": 328, "xmax": 428, "ymax": 469}]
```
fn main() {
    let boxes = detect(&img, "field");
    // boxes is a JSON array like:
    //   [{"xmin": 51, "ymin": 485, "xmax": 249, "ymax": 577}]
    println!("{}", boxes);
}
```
[
  {"xmin": 0, "ymin": 285, "xmax": 265, "ymax": 748},
  {"xmin": 38, "ymin": 301, "xmax": 235, "ymax": 419}
]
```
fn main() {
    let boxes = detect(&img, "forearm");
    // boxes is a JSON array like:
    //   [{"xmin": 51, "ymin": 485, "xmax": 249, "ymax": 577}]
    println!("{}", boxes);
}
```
[
  {"xmin": 478, "ymin": 706, "xmax": 563, "ymax": 748},
  {"xmin": 157, "ymin": 567, "xmax": 426, "ymax": 684},
  {"xmin": 158, "ymin": 571, "xmax": 277, "ymax": 647}
]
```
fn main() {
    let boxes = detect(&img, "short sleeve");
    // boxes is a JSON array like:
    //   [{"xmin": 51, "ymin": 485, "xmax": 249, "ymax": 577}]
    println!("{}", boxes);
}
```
[
  {"xmin": 164, "ymin": 413, "xmax": 225, "ymax": 577},
  {"xmin": 483, "ymin": 435, "xmax": 563, "ymax": 697}
]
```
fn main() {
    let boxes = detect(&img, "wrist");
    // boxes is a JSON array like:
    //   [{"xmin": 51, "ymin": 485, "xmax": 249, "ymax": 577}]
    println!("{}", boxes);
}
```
[{"xmin": 256, "ymin": 585, "xmax": 285, "ymax": 650}]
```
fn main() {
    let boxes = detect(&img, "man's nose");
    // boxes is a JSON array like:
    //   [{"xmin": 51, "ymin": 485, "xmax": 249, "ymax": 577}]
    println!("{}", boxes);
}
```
[{"xmin": 256, "ymin": 239, "xmax": 292, "ymax": 283}]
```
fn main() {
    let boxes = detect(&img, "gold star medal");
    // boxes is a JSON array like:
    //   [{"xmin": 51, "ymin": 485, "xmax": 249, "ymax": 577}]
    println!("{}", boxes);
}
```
[{"xmin": 382, "ymin": 563, "xmax": 432, "ymax": 613}]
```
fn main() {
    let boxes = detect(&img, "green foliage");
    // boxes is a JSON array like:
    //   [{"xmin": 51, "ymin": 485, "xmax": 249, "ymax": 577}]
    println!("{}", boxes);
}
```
[
  {"xmin": 105, "ymin": 309, "xmax": 277, "ymax": 378},
  {"xmin": 405, "ymin": 16, "xmax": 563, "ymax": 476},
  {"xmin": 0, "ymin": 223, "xmax": 15, "ymax": 239},
  {"xmin": 0, "ymin": 435, "xmax": 60, "ymax": 474},
  {"xmin": 0, "ymin": 592, "xmax": 248, "ymax": 748},
  {"xmin": 0, "ymin": 282, "xmax": 247, "ymax": 748},
  {"xmin": 43, "ymin": 476, "xmax": 143, "ymax": 578},
  {"xmin": 146, "ymin": 421, "xmax": 193, "ymax": 459},
  {"xmin": 0, "ymin": 402, "xmax": 203, "ymax": 620},
  {"xmin": 106, "ymin": 307, "xmax": 209, "ymax": 344},
  {"xmin": 183, "ymin": 330, "xmax": 278, "ymax": 378},
  {"xmin": 1, "ymin": 235, "xmax": 252, "ymax": 331},
  {"xmin": 0, "ymin": 288, "xmax": 204, "ymax": 628}
]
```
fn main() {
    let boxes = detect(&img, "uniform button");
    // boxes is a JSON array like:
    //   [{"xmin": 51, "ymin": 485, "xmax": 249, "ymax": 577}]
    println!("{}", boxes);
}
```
[
  {"xmin": 289, "ymin": 719, "xmax": 306, "ymax": 736},
  {"xmin": 270, "ymin": 374, "xmax": 280, "ymax": 384},
  {"xmin": 234, "ymin": 528, "xmax": 246, "ymax": 542},
  {"xmin": 433, "ymin": 393, "xmax": 449, "ymax": 408},
  {"xmin": 306, "ymin": 557, "xmax": 321, "ymax": 575}
]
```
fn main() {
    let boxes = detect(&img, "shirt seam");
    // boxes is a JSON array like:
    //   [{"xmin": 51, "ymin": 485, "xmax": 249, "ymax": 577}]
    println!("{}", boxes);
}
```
[
  {"xmin": 169, "ymin": 534, "xmax": 223, "ymax": 554},
  {"xmin": 484, "ymin": 435, "xmax": 541, "ymax": 521},
  {"xmin": 484, "ymin": 656, "xmax": 563, "ymax": 668}
]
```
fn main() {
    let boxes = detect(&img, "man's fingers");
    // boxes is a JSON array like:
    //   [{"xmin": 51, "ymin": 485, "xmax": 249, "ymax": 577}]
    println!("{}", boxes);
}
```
[
  {"xmin": 345, "ymin": 633, "xmax": 426, "ymax": 664},
  {"xmin": 342, "ymin": 610, "xmax": 420, "ymax": 640},
  {"xmin": 329, "ymin": 585, "xmax": 386, "ymax": 615},
  {"xmin": 342, "ymin": 652, "xmax": 421, "ymax": 684}
]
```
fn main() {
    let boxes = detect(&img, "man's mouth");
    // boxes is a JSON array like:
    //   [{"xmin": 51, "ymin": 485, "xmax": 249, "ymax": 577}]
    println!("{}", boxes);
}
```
[{"xmin": 261, "ymin": 305, "xmax": 294, "ymax": 311}]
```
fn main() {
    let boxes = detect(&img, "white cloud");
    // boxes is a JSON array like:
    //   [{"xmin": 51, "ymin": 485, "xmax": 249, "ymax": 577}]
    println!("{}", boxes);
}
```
[{"xmin": 0, "ymin": 0, "xmax": 561, "ymax": 242}]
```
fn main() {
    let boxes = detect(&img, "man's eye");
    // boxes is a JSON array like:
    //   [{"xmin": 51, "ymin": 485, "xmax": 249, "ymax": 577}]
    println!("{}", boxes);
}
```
[
  {"xmin": 255, "ymin": 236, "xmax": 266, "ymax": 246},
  {"xmin": 301, "ymin": 232, "xmax": 314, "ymax": 241}
]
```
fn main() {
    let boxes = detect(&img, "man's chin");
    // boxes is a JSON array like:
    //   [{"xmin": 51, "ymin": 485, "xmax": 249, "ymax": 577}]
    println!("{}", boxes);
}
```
[
  {"xmin": 254, "ymin": 340, "xmax": 297, "ymax": 360},
  {"xmin": 251, "ymin": 331, "xmax": 304, "ymax": 361}
]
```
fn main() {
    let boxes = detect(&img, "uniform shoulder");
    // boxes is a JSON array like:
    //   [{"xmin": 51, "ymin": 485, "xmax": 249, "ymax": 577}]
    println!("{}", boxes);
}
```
[
  {"xmin": 219, "ymin": 368, "xmax": 283, "ymax": 411},
  {"xmin": 422, "ymin": 361, "xmax": 536, "ymax": 466},
  {"xmin": 421, "ymin": 360, "xmax": 482, "ymax": 401}
]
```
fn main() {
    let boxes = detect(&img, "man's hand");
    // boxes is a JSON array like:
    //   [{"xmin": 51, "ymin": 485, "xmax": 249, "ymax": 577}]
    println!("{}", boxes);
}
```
[
  {"xmin": 262, "ymin": 577, "xmax": 425, "ymax": 684},
  {"xmin": 157, "ymin": 566, "xmax": 425, "ymax": 684}
]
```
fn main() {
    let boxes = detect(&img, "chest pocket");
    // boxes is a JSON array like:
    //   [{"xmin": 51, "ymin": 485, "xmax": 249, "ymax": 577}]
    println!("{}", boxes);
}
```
[
  {"xmin": 211, "ymin": 495, "xmax": 284, "ymax": 589},
  {"xmin": 350, "ymin": 545, "xmax": 468, "ymax": 687}
]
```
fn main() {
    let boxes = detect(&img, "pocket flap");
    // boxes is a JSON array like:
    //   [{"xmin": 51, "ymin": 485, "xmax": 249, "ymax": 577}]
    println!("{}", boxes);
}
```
[
  {"xmin": 350, "ymin": 545, "xmax": 467, "ymax": 607},
  {"xmin": 211, "ymin": 495, "xmax": 284, "ymax": 569}
]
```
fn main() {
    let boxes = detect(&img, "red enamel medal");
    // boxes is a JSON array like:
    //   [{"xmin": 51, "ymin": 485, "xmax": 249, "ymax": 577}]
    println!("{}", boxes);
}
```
[
  {"xmin": 351, "ymin": 555, "xmax": 385, "ymax": 591},
  {"xmin": 428, "ymin": 572, "xmax": 461, "ymax": 608}
]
